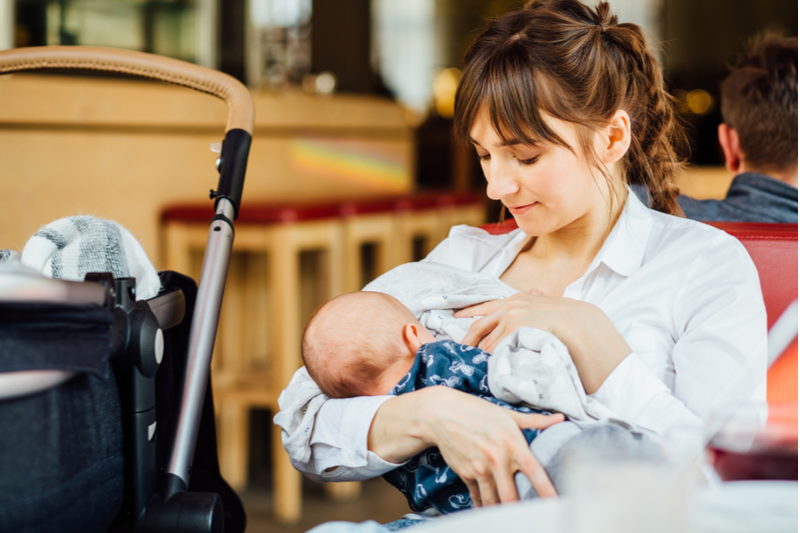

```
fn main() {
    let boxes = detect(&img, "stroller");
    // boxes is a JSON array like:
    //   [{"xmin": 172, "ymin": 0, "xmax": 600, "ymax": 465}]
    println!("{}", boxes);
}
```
[{"xmin": 0, "ymin": 46, "xmax": 252, "ymax": 533}]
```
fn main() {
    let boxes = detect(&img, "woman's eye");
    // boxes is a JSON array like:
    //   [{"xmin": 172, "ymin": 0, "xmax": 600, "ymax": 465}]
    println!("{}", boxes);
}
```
[
  {"xmin": 476, "ymin": 153, "xmax": 491, "ymax": 162},
  {"xmin": 518, "ymin": 155, "xmax": 540, "ymax": 166}
]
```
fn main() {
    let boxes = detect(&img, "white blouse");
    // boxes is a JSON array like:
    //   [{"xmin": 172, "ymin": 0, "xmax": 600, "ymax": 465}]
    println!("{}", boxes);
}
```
[{"xmin": 283, "ymin": 189, "xmax": 767, "ymax": 482}]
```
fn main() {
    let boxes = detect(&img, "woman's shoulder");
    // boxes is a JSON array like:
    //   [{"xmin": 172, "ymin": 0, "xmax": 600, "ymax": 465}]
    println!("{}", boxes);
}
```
[
  {"xmin": 644, "ymin": 209, "xmax": 757, "ymax": 275},
  {"xmin": 423, "ymin": 224, "xmax": 524, "ymax": 271}
]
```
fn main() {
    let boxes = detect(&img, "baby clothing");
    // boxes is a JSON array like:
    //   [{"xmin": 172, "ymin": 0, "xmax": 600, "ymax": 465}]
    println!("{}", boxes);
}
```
[
  {"xmin": 382, "ymin": 339, "xmax": 549, "ymax": 514},
  {"xmin": 365, "ymin": 262, "xmax": 620, "ymax": 424}
]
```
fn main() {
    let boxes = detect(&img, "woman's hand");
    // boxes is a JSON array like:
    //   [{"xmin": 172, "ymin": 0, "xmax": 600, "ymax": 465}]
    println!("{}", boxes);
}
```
[
  {"xmin": 368, "ymin": 386, "xmax": 564, "ymax": 505},
  {"xmin": 457, "ymin": 292, "xmax": 571, "ymax": 353},
  {"xmin": 456, "ymin": 292, "xmax": 632, "ymax": 394}
]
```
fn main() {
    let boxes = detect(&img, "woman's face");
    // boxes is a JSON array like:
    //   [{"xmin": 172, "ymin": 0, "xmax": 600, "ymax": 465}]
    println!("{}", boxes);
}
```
[{"xmin": 469, "ymin": 107, "xmax": 616, "ymax": 238}]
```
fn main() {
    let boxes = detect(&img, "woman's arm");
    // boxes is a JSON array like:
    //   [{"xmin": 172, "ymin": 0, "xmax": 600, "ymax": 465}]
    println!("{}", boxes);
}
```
[
  {"xmin": 278, "ymin": 364, "xmax": 565, "ymax": 501},
  {"xmin": 592, "ymin": 241, "xmax": 767, "ymax": 448},
  {"xmin": 368, "ymin": 386, "xmax": 564, "ymax": 504},
  {"xmin": 457, "ymin": 293, "xmax": 631, "ymax": 393}
]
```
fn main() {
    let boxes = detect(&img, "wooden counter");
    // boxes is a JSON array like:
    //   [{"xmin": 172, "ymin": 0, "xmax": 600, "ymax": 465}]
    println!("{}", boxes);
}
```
[{"xmin": 0, "ymin": 74, "xmax": 414, "ymax": 266}]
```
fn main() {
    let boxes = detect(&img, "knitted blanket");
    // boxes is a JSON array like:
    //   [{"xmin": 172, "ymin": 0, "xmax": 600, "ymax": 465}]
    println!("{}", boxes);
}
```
[{"xmin": 8, "ymin": 216, "xmax": 161, "ymax": 299}]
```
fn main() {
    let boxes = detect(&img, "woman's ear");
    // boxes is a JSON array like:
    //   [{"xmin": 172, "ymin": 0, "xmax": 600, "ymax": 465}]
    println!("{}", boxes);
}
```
[{"xmin": 599, "ymin": 110, "xmax": 631, "ymax": 164}]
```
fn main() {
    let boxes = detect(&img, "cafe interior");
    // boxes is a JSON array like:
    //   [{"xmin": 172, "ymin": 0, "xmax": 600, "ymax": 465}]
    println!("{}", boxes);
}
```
[{"xmin": 0, "ymin": 0, "xmax": 797, "ymax": 532}]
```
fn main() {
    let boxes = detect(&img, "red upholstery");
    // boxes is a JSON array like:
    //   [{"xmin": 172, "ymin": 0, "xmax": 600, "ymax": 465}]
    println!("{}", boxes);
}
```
[
  {"xmin": 163, "ymin": 191, "xmax": 485, "ymax": 223},
  {"xmin": 703, "ymin": 223, "xmax": 797, "ymax": 329},
  {"xmin": 479, "ymin": 219, "xmax": 799, "ymax": 401}
]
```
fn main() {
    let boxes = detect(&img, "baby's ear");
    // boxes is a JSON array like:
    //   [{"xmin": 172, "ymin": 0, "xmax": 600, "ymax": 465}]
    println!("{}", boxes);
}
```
[{"xmin": 402, "ymin": 323, "xmax": 426, "ymax": 352}]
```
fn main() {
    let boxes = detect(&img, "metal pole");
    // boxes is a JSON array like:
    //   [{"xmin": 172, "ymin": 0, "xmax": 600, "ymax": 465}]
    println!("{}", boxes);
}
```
[{"xmin": 167, "ymin": 198, "xmax": 235, "ymax": 485}]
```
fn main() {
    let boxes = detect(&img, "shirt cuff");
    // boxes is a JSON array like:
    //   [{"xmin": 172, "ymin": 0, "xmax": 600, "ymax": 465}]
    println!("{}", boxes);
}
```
[
  {"xmin": 590, "ymin": 352, "xmax": 670, "ymax": 423},
  {"xmin": 311, "ymin": 394, "xmax": 405, "ymax": 479}
]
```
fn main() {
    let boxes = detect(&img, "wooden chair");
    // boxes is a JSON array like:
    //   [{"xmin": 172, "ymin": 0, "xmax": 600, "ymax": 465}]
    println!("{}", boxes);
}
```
[{"xmin": 163, "ymin": 202, "xmax": 344, "ymax": 523}]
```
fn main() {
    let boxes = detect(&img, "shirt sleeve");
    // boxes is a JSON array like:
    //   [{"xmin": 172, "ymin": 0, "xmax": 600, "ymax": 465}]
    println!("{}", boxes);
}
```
[
  {"xmin": 592, "ymin": 235, "xmax": 768, "ymax": 451},
  {"xmin": 288, "ymin": 395, "xmax": 406, "ymax": 481}
]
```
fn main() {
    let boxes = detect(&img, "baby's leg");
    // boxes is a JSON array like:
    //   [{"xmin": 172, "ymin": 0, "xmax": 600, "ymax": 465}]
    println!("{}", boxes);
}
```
[
  {"xmin": 514, "ymin": 421, "xmax": 581, "ymax": 499},
  {"xmin": 515, "ymin": 421, "xmax": 661, "ymax": 499}
]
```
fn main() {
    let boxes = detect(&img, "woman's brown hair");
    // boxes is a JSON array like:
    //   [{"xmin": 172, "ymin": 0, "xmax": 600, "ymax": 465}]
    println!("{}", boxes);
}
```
[{"xmin": 454, "ymin": 0, "xmax": 688, "ymax": 216}]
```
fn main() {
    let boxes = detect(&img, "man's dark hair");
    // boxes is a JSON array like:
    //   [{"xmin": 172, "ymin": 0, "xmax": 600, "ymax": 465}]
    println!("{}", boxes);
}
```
[{"xmin": 721, "ymin": 32, "xmax": 798, "ymax": 173}]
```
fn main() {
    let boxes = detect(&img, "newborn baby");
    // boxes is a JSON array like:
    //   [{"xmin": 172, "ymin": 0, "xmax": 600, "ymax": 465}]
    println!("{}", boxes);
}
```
[
  {"xmin": 302, "ymin": 290, "xmax": 552, "ymax": 513},
  {"xmin": 301, "ymin": 291, "xmax": 660, "ymax": 514}
]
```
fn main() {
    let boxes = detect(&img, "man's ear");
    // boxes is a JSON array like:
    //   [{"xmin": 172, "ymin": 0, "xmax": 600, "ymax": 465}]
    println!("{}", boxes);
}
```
[
  {"xmin": 402, "ymin": 323, "xmax": 426, "ymax": 352},
  {"xmin": 718, "ymin": 123, "xmax": 742, "ymax": 173},
  {"xmin": 599, "ymin": 110, "xmax": 632, "ymax": 165}
]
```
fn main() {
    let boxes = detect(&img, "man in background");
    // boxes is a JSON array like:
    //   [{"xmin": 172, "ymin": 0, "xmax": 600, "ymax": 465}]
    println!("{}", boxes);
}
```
[{"xmin": 678, "ymin": 32, "xmax": 797, "ymax": 222}]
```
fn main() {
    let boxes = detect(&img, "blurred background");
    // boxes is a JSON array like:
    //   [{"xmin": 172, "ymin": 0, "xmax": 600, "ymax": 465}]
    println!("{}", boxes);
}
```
[{"xmin": 0, "ymin": 1, "xmax": 796, "ymax": 532}]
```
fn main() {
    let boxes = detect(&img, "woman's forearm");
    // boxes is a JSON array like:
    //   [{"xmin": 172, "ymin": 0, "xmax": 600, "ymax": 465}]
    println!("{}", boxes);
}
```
[
  {"xmin": 559, "ymin": 302, "xmax": 632, "ymax": 394},
  {"xmin": 367, "ymin": 388, "xmax": 439, "ymax": 463}
]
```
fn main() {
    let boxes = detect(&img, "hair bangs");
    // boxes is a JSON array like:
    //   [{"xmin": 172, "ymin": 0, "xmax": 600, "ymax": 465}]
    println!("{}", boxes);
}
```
[{"xmin": 455, "ymin": 38, "xmax": 570, "ymax": 151}]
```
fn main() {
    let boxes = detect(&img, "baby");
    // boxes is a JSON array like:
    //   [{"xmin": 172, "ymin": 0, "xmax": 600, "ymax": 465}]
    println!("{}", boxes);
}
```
[
  {"xmin": 302, "ymin": 290, "xmax": 551, "ymax": 513},
  {"xmin": 302, "ymin": 290, "xmax": 660, "ymax": 514}
]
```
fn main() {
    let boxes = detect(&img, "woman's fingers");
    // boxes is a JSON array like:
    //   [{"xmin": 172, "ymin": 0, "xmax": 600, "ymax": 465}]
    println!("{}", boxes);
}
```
[
  {"xmin": 517, "ymin": 453, "xmax": 557, "ymax": 498},
  {"xmin": 495, "ymin": 467, "xmax": 522, "ymax": 504},
  {"xmin": 476, "ymin": 476, "xmax": 499, "ymax": 506},
  {"xmin": 454, "ymin": 298, "xmax": 506, "ymax": 319},
  {"xmin": 509, "ymin": 412, "xmax": 562, "ymax": 498},
  {"xmin": 510, "ymin": 410, "xmax": 565, "ymax": 430},
  {"xmin": 465, "ymin": 479, "xmax": 482, "ymax": 507},
  {"xmin": 460, "ymin": 313, "xmax": 499, "ymax": 347}
]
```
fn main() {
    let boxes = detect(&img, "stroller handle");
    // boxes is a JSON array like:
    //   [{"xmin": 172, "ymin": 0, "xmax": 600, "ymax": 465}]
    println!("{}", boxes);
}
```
[
  {"xmin": 0, "ymin": 45, "xmax": 253, "ymax": 218},
  {"xmin": 0, "ymin": 46, "xmax": 253, "ymax": 135}
]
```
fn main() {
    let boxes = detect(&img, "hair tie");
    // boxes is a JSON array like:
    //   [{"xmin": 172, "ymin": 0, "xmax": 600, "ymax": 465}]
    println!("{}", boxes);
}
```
[{"xmin": 593, "ymin": 21, "xmax": 606, "ymax": 34}]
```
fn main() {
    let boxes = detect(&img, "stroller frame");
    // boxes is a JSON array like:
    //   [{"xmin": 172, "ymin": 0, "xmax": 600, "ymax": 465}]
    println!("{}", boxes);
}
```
[{"xmin": 0, "ymin": 46, "xmax": 253, "ymax": 532}]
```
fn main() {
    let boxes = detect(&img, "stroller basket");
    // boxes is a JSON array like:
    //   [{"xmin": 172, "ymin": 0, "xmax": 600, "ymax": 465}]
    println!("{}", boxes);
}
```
[{"xmin": 0, "ymin": 46, "xmax": 253, "ymax": 533}]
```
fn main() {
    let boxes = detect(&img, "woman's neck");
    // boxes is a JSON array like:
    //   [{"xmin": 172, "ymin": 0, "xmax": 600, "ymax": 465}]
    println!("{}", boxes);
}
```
[
  {"xmin": 534, "ymin": 185, "xmax": 626, "ymax": 262},
  {"xmin": 501, "ymin": 186, "xmax": 627, "ymax": 296}
]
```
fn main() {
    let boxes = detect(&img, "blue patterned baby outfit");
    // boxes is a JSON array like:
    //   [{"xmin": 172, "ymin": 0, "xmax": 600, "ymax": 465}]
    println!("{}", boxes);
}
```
[{"xmin": 382, "ymin": 340, "xmax": 548, "ymax": 514}]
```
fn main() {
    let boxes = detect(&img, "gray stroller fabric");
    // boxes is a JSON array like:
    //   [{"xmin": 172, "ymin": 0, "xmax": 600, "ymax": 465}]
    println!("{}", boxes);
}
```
[
  {"xmin": 0, "ymin": 302, "xmax": 113, "ymax": 377},
  {"xmin": 0, "ymin": 371, "xmax": 124, "ymax": 533}
]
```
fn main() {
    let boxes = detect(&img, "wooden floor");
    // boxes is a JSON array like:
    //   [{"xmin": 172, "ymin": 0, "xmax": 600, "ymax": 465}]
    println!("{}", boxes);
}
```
[{"xmin": 240, "ymin": 477, "xmax": 411, "ymax": 533}]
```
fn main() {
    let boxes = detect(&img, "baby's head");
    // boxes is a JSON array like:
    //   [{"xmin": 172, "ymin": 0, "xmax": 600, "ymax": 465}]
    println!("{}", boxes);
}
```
[{"xmin": 302, "ymin": 291, "xmax": 435, "ymax": 398}]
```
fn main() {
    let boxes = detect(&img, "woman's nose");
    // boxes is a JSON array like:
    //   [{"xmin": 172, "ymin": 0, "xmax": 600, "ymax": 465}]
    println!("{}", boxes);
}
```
[{"xmin": 485, "ymin": 163, "xmax": 519, "ymax": 200}]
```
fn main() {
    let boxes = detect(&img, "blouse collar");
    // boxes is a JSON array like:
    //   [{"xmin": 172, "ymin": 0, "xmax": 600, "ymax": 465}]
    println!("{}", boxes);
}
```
[
  {"xmin": 591, "ymin": 186, "xmax": 653, "ymax": 277},
  {"xmin": 481, "ymin": 186, "xmax": 654, "ymax": 279}
]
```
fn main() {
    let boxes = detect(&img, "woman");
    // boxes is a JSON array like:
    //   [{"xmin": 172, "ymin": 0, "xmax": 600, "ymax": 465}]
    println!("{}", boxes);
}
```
[{"xmin": 277, "ymin": 0, "xmax": 766, "ymax": 511}]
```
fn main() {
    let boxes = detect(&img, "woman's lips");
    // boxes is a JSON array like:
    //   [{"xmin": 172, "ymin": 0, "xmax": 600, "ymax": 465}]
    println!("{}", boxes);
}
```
[{"xmin": 507, "ymin": 202, "xmax": 537, "ymax": 216}]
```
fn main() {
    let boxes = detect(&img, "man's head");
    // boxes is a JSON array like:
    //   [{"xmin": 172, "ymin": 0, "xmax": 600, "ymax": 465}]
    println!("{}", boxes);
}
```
[
  {"xmin": 718, "ymin": 32, "xmax": 797, "ymax": 182},
  {"xmin": 302, "ymin": 291, "xmax": 435, "ymax": 398}
]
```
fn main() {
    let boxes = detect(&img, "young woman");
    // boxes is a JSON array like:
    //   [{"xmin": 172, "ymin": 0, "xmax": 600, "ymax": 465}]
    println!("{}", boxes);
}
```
[{"xmin": 277, "ymin": 0, "xmax": 766, "ymax": 512}]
